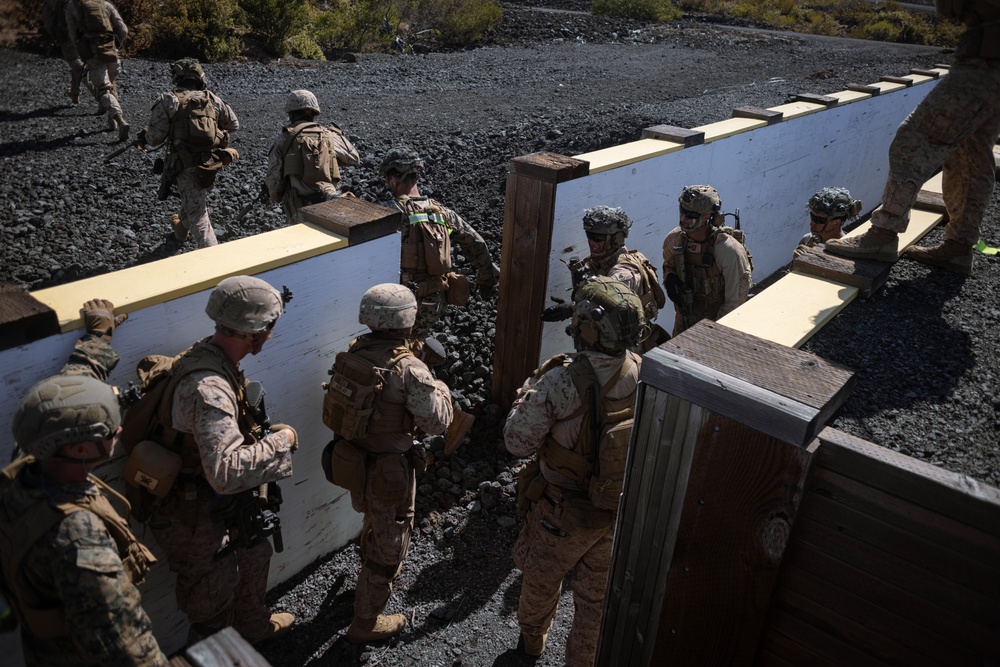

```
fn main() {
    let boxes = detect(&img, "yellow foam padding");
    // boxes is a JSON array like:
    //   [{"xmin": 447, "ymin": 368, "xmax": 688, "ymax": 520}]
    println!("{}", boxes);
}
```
[
  {"xmin": 844, "ymin": 208, "xmax": 944, "ymax": 250},
  {"xmin": 870, "ymin": 81, "xmax": 907, "ymax": 94},
  {"xmin": 696, "ymin": 117, "xmax": 768, "ymax": 143},
  {"xmin": 827, "ymin": 89, "xmax": 872, "ymax": 105},
  {"xmin": 922, "ymin": 171, "xmax": 943, "ymax": 195},
  {"xmin": 33, "ymin": 222, "xmax": 348, "ymax": 332},
  {"xmin": 577, "ymin": 138, "xmax": 685, "ymax": 174},
  {"xmin": 718, "ymin": 272, "xmax": 859, "ymax": 349},
  {"xmin": 930, "ymin": 68, "xmax": 949, "ymax": 77},
  {"xmin": 902, "ymin": 74, "xmax": 933, "ymax": 85},
  {"xmin": 766, "ymin": 101, "xmax": 826, "ymax": 120}
]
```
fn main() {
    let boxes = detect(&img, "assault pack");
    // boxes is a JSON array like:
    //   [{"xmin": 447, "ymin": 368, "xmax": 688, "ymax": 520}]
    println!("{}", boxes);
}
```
[
  {"xmin": 322, "ymin": 342, "xmax": 414, "ymax": 440},
  {"xmin": 538, "ymin": 353, "xmax": 637, "ymax": 511},
  {"xmin": 172, "ymin": 90, "xmax": 222, "ymax": 155},
  {"xmin": 282, "ymin": 122, "xmax": 341, "ymax": 188},
  {"xmin": 74, "ymin": 0, "xmax": 117, "ymax": 63}
]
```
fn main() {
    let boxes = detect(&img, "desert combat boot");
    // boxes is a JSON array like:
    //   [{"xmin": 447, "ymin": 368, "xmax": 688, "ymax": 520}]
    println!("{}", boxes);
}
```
[
  {"xmin": 246, "ymin": 612, "xmax": 295, "ymax": 645},
  {"xmin": 346, "ymin": 614, "xmax": 406, "ymax": 643},
  {"xmin": 519, "ymin": 632, "xmax": 548, "ymax": 657},
  {"xmin": 903, "ymin": 239, "xmax": 974, "ymax": 275},
  {"xmin": 824, "ymin": 226, "xmax": 899, "ymax": 262}
]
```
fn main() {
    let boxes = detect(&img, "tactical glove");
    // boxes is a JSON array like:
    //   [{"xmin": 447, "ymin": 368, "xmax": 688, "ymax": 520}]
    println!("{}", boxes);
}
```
[
  {"xmin": 476, "ymin": 262, "xmax": 500, "ymax": 287},
  {"xmin": 664, "ymin": 273, "xmax": 684, "ymax": 305},
  {"xmin": 136, "ymin": 127, "xmax": 148, "ymax": 147},
  {"xmin": 541, "ymin": 303, "xmax": 573, "ymax": 322},
  {"xmin": 270, "ymin": 423, "xmax": 299, "ymax": 452},
  {"xmin": 81, "ymin": 299, "xmax": 127, "ymax": 338}
]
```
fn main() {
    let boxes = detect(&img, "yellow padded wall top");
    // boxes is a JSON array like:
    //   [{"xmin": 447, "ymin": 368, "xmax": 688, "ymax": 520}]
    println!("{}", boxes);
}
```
[{"xmin": 577, "ymin": 137, "xmax": 685, "ymax": 174}]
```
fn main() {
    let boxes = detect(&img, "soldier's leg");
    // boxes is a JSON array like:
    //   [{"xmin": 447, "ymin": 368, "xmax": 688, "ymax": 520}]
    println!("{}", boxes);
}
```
[
  {"xmin": 86, "ymin": 60, "xmax": 121, "ymax": 122},
  {"xmin": 232, "ymin": 538, "xmax": 275, "ymax": 641},
  {"xmin": 354, "ymin": 462, "xmax": 416, "ymax": 620},
  {"xmin": 177, "ymin": 169, "xmax": 218, "ymax": 247},
  {"xmin": 60, "ymin": 41, "xmax": 84, "ymax": 103},
  {"xmin": 514, "ymin": 499, "xmax": 592, "ymax": 650},
  {"xmin": 565, "ymin": 530, "xmax": 614, "ymax": 667},
  {"xmin": 149, "ymin": 501, "xmax": 239, "ymax": 644}
]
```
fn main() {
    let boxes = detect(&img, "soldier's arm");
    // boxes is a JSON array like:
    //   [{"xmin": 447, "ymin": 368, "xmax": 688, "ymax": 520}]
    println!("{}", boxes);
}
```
[
  {"xmin": 105, "ymin": 1, "xmax": 127, "ymax": 46},
  {"xmin": 445, "ymin": 207, "xmax": 496, "ymax": 282},
  {"xmin": 331, "ymin": 130, "xmax": 360, "ymax": 166},
  {"xmin": 60, "ymin": 299, "xmax": 125, "ymax": 381},
  {"xmin": 265, "ymin": 139, "xmax": 286, "ymax": 203},
  {"xmin": 402, "ymin": 360, "xmax": 453, "ymax": 435},
  {"xmin": 503, "ymin": 369, "xmax": 566, "ymax": 458},
  {"xmin": 52, "ymin": 514, "xmax": 169, "ymax": 667},
  {"xmin": 716, "ymin": 238, "xmax": 752, "ymax": 318},
  {"xmin": 174, "ymin": 372, "xmax": 294, "ymax": 494},
  {"xmin": 213, "ymin": 92, "xmax": 240, "ymax": 133},
  {"xmin": 144, "ymin": 94, "xmax": 175, "ymax": 146},
  {"xmin": 607, "ymin": 262, "xmax": 642, "ymax": 295},
  {"xmin": 661, "ymin": 229, "xmax": 680, "ymax": 281}
]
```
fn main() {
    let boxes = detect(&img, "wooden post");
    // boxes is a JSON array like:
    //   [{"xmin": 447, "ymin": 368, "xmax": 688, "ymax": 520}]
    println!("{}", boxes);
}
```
[
  {"xmin": 598, "ymin": 321, "xmax": 854, "ymax": 667},
  {"xmin": 491, "ymin": 152, "xmax": 587, "ymax": 407}
]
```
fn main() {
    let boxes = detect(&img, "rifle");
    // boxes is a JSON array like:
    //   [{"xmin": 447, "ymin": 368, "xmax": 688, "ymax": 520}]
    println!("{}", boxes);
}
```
[
  {"xmin": 104, "ymin": 138, "xmax": 143, "ymax": 162},
  {"xmin": 213, "ymin": 482, "xmax": 284, "ymax": 560},
  {"xmin": 237, "ymin": 183, "xmax": 270, "ymax": 223},
  {"xmin": 541, "ymin": 255, "xmax": 593, "ymax": 322}
]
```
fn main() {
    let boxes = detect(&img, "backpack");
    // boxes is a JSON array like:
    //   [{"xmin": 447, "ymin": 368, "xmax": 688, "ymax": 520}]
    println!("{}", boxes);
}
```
[
  {"xmin": 322, "ymin": 342, "xmax": 414, "ymax": 440},
  {"xmin": 714, "ymin": 225, "xmax": 755, "ymax": 274},
  {"xmin": 76, "ymin": 0, "xmax": 112, "ymax": 35},
  {"xmin": 282, "ymin": 123, "xmax": 341, "ymax": 187},
  {"xmin": 172, "ymin": 90, "xmax": 221, "ymax": 153},
  {"xmin": 539, "ymin": 354, "xmax": 637, "ymax": 511}
]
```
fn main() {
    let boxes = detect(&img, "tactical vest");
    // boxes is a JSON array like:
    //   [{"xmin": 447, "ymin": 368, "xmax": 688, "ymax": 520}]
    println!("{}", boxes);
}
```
[
  {"xmin": 324, "ymin": 336, "xmax": 415, "ymax": 440},
  {"xmin": 0, "ymin": 457, "xmax": 155, "ymax": 648},
  {"xmin": 398, "ymin": 197, "xmax": 452, "ymax": 289},
  {"xmin": 170, "ymin": 90, "xmax": 222, "ymax": 167},
  {"xmin": 281, "ymin": 122, "xmax": 341, "ymax": 189},
  {"xmin": 76, "ymin": 0, "xmax": 112, "ymax": 35},
  {"xmin": 676, "ymin": 227, "xmax": 752, "ymax": 320},
  {"xmin": 538, "ymin": 353, "xmax": 637, "ymax": 510}
]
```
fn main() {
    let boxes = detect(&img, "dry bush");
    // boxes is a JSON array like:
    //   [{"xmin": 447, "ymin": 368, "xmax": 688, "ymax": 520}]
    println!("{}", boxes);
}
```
[
  {"xmin": 151, "ymin": 0, "xmax": 244, "ymax": 61},
  {"xmin": 592, "ymin": 0, "xmax": 682, "ymax": 21},
  {"xmin": 238, "ymin": 0, "xmax": 311, "ymax": 56},
  {"xmin": 410, "ymin": 0, "xmax": 502, "ymax": 46},
  {"xmin": 309, "ymin": 0, "xmax": 401, "ymax": 53}
]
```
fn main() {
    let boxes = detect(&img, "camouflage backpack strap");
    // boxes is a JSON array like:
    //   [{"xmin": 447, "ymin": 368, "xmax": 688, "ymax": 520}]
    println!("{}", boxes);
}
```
[{"xmin": 85, "ymin": 476, "xmax": 156, "ymax": 586}]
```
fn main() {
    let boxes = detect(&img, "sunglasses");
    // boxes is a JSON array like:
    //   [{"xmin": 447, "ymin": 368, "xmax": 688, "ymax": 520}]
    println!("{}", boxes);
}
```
[
  {"xmin": 585, "ymin": 231, "xmax": 608, "ymax": 242},
  {"xmin": 810, "ymin": 212, "xmax": 831, "ymax": 225},
  {"xmin": 680, "ymin": 208, "xmax": 701, "ymax": 220}
]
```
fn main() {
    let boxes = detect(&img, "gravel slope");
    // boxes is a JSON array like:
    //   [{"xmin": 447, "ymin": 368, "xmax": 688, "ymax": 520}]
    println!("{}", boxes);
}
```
[{"xmin": 2, "ymin": 7, "xmax": 996, "ymax": 665}]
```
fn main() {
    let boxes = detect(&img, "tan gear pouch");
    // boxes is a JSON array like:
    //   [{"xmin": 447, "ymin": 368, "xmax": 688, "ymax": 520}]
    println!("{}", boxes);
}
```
[
  {"xmin": 124, "ymin": 440, "xmax": 182, "ymax": 499},
  {"xmin": 421, "ymin": 221, "xmax": 451, "ymax": 275},
  {"xmin": 372, "ymin": 452, "xmax": 411, "ymax": 506},
  {"xmin": 329, "ymin": 439, "xmax": 366, "ymax": 491},
  {"xmin": 445, "ymin": 271, "xmax": 471, "ymax": 306},
  {"xmin": 516, "ymin": 459, "xmax": 547, "ymax": 517},
  {"xmin": 560, "ymin": 495, "xmax": 616, "ymax": 530}
]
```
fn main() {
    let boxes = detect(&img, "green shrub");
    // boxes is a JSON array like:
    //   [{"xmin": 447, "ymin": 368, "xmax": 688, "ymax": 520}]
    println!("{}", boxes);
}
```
[
  {"xmin": 110, "ymin": 0, "xmax": 157, "ymax": 54},
  {"xmin": 592, "ymin": 0, "xmax": 682, "ymax": 21},
  {"xmin": 238, "ymin": 0, "xmax": 310, "ymax": 56},
  {"xmin": 413, "ymin": 0, "xmax": 502, "ymax": 45},
  {"xmin": 311, "ymin": 0, "xmax": 400, "ymax": 52},
  {"xmin": 286, "ymin": 31, "xmax": 327, "ymax": 59},
  {"xmin": 152, "ymin": 0, "xmax": 244, "ymax": 61}
]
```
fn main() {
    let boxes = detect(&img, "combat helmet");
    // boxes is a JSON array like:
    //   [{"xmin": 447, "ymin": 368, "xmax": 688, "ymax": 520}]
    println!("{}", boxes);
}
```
[
  {"xmin": 285, "ymin": 89, "xmax": 320, "ymax": 115},
  {"xmin": 359, "ymin": 283, "xmax": 417, "ymax": 330},
  {"xmin": 380, "ymin": 146, "xmax": 425, "ymax": 180},
  {"xmin": 583, "ymin": 206, "xmax": 632, "ymax": 253},
  {"xmin": 206, "ymin": 275, "xmax": 283, "ymax": 334},
  {"xmin": 808, "ymin": 187, "xmax": 862, "ymax": 220},
  {"xmin": 568, "ymin": 276, "xmax": 647, "ymax": 354},
  {"xmin": 678, "ymin": 185, "xmax": 722, "ymax": 230},
  {"xmin": 171, "ymin": 58, "xmax": 206, "ymax": 87},
  {"xmin": 13, "ymin": 375, "xmax": 122, "ymax": 461}
]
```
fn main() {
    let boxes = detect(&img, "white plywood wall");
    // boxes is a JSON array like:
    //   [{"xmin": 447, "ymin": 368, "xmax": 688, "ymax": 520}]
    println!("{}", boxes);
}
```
[
  {"xmin": 0, "ymin": 232, "xmax": 399, "ymax": 654},
  {"xmin": 538, "ymin": 81, "xmax": 937, "ymax": 362}
]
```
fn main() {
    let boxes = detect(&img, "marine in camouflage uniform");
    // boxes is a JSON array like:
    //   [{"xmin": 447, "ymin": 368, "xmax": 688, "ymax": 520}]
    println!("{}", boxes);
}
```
[
  {"xmin": 147, "ymin": 276, "xmax": 297, "ymax": 646},
  {"xmin": 379, "ymin": 147, "xmax": 500, "ymax": 342},
  {"xmin": 64, "ymin": 0, "xmax": 129, "ymax": 141},
  {"xmin": 507, "ymin": 277, "xmax": 644, "ymax": 666},
  {"xmin": 793, "ymin": 187, "xmax": 861, "ymax": 257},
  {"xmin": 266, "ymin": 89, "xmax": 360, "ymax": 224},
  {"xmin": 142, "ymin": 58, "xmax": 240, "ymax": 248},
  {"xmin": 542, "ymin": 206, "xmax": 667, "ymax": 351},
  {"xmin": 42, "ymin": 0, "xmax": 86, "ymax": 107},
  {"xmin": 0, "ymin": 299, "xmax": 168, "ymax": 667},
  {"xmin": 825, "ymin": 0, "xmax": 1000, "ymax": 275},
  {"xmin": 334, "ymin": 284, "xmax": 453, "ymax": 643},
  {"xmin": 662, "ymin": 185, "xmax": 751, "ymax": 336}
]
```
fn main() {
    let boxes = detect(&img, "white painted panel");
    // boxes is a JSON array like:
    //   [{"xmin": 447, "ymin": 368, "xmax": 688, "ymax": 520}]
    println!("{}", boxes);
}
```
[
  {"xmin": 0, "ymin": 233, "xmax": 398, "ymax": 654},
  {"xmin": 538, "ymin": 81, "xmax": 936, "ymax": 362}
]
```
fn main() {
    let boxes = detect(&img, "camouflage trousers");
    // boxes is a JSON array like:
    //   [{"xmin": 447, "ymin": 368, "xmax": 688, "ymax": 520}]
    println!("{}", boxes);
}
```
[
  {"xmin": 513, "ymin": 497, "xmax": 614, "ymax": 667},
  {"xmin": 150, "ymin": 495, "xmax": 273, "ymax": 645},
  {"xmin": 176, "ymin": 168, "xmax": 219, "ymax": 247},
  {"xmin": 59, "ymin": 40, "xmax": 85, "ymax": 100},
  {"xmin": 354, "ymin": 455, "xmax": 416, "ymax": 620},
  {"xmin": 873, "ymin": 57, "xmax": 1000, "ymax": 245},
  {"xmin": 413, "ymin": 291, "xmax": 447, "ymax": 341},
  {"xmin": 85, "ymin": 57, "xmax": 121, "ymax": 121}
]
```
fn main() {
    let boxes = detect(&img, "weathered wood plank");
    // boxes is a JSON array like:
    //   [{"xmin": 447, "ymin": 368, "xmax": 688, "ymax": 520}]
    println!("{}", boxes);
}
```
[
  {"xmin": 641, "ymin": 321, "xmax": 854, "ymax": 446},
  {"xmin": 641, "ymin": 124, "xmax": 705, "ymax": 146},
  {"xmin": 507, "ymin": 151, "xmax": 588, "ymax": 183},
  {"xmin": 794, "ymin": 92, "xmax": 838, "ymax": 106},
  {"xmin": 880, "ymin": 75, "xmax": 914, "ymax": 87},
  {"xmin": 766, "ymin": 608, "xmax": 889, "ymax": 667},
  {"xmin": 846, "ymin": 83, "xmax": 881, "ymax": 96},
  {"xmin": 915, "ymin": 189, "xmax": 947, "ymax": 214},
  {"xmin": 182, "ymin": 627, "xmax": 273, "ymax": 666},
  {"xmin": 650, "ymin": 413, "xmax": 816, "ymax": 665},
  {"xmin": 0, "ymin": 281, "xmax": 60, "ymax": 350},
  {"xmin": 816, "ymin": 427, "xmax": 1000, "ymax": 538},
  {"xmin": 791, "ymin": 245, "xmax": 892, "ymax": 296},
  {"xmin": 731, "ymin": 106, "xmax": 783, "ymax": 124},
  {"xmin": 781, "ymin": 538, "xmax": 1000, "ymax": 656},
  {"xmin": 298, "ymin": 197, "xmax": 400, "ymax": 245}
]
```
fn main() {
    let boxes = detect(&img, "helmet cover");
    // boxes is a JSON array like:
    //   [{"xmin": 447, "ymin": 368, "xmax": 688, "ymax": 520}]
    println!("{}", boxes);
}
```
[
  {"xmin": 379, "ymin": 146, "xmax": 425, "ymax": 179},
  {"xmin": 206, "ymin": 276, "xmax": 283, "ymax": 334},
  {"xmin": 359, "ymin": 283, "xmax": 418, "ymax": 330},
  {"xmin": 13, "ymin": 375, "xmax": 121, "ymax": 460},
  {"xmin": 285, "ymin": 89, "xmax": 320, "ymax": 115},
  {"xmin": 569, "ymin": 276, "xmax": 647, "ymax": 353}
]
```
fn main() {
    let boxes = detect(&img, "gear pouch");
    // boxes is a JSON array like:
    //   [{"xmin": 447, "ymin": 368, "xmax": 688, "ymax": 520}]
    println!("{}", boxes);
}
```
[
  {"xmin": 445, "ymin": 271, "xmax": 471, "ymax": 306},
  {"xmin": 372, "ymin": 452, "xmax": 411, "ymax": 506}
]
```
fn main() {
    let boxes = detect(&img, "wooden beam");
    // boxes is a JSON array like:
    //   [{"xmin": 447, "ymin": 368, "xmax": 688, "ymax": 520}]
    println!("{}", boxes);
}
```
[
  {"xmin": 910, "ymin": 68, "xmax": 941, "ymax": 79},
  {"xmin": 846, "ymin": 83, "xmax": 881, "ymax": 96},
  {"xmin": 880, "ymin": 75, "xmax": 914, "ymax": 87},
  {"xmin": 641, "ymin": 124, "xmax": 705, "ymax": 147},
  {"xmin": 915, "ymin": 189, "xmax": 947, "ymax": 214},
  {"xmin": 298, "ymin": 197, "xmax": 400, "ymax": 246},
  {"xmin": 177, "ymin": 627, "xmax": 273, "ymax": 666},
  {"xmin": 507, "ymin": 151, "xmax": 588, "ymax": 183},
  {"xmin": 732, "ymin": 106, "xmax": 784, "ymax": 125},
  {"xmin": 0, "ymin": 281, "xmax": 60, "ymax": 350},
  {"xmin": 791, "ymin": 246, "xmax": 891, "ymax": 297},
  {"xmin": 794, "ymin": 93, "xmax": 838, "ymax": 107},
  {"xmin": 641, "ymin": 321, "xmax": 855, "ymax": 447}
]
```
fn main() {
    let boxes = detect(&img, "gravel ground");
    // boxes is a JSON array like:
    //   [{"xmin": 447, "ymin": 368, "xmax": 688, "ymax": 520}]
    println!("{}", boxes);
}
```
[{"xmin": 2, "ymin": 5, "xmax": 996, "ymax": 665}]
